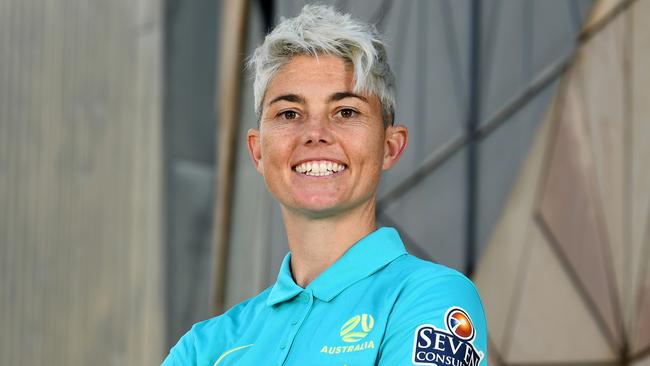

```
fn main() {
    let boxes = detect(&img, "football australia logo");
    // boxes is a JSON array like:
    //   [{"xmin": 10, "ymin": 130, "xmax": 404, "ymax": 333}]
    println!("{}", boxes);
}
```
[
  {"xmin": 340, "ymin": 313, "xmax": 374, "ymax": 342},
  {"xmin": 320, "ymin": 314, "xmax": 376, "ymax": 355},
  {"xmin": 412, "ymin": 307, "xmax": 484, "ymax": 366}
]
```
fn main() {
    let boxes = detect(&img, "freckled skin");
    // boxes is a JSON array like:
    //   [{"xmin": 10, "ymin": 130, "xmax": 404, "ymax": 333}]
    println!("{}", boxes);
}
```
[{"xmin": 247, "ymin": 55, "xmax": 403, "ymax": 219}]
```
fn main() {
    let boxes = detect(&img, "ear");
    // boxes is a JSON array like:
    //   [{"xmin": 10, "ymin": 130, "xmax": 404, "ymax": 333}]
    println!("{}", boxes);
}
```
[
  {"xmin": 247, "ymin": 128, "xmax": 264, "ymax": 174},
  {"xmin": 382, "ymin": 124, "xmax": 408, "ymax": 170}
]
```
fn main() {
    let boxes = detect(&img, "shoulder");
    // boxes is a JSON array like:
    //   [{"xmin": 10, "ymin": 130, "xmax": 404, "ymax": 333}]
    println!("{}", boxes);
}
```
[
  {"xmin": 382, "ymin": 254, "xmax": 486, "ymax": 341},
  {"xmin": 383, "ymin": 254, "xmax": 481, "ymax": 300},
  {"xmin": 190, "ymin": 287, "xmax": 272, "ymax": 339},
  {"xmin": 376, "ymin": 256, "xmax": 488, "ymax": 366},
  {"xmin": 162, "ymin": 287, "xmax": 272, "ymax": 365}
]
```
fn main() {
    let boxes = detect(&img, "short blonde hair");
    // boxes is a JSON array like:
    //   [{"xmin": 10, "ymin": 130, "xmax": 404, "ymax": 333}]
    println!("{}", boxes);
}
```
[{"xmin": 248, "ymin": 4, "xmax": 396, "ymax": 126}]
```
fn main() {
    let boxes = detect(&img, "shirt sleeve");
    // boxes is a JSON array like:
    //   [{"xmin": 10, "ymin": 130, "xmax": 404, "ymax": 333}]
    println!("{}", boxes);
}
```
[
  {"xmin": 161, "ymin": 329, "xmax": 197, "ymax": 366},
  {"xmin": 377, "ymin": 271, "xmax": 488, "ymax": 366}
]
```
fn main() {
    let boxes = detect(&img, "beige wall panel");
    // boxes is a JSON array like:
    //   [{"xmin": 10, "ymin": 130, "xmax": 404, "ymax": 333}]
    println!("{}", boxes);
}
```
[
  {"xmin": 506, "ymin": 223, "xmax": 616, "ymax": 363},
  {"xmin": 126, "ymin": 3, "xmax": 166, "ymax": 362},
  {"xmin": 630, "ymin": 0, "xmax": 650, "ymax": 350},
  {"xmin": 577, "ymin": 12, "xmax": 628, "ymax": 328},
  {"xmin": 632, "ymin": 356, "xmax": 650, "ymax": 366},
  {"xmin": 635, "ymin": 266, "xmax": 650, "ymax": 356},
  {"xmin": 538, "ymin": 67, "xmax": 622, "ymax": 346},
  {"xmin": 487, "ymin": 346, "xmax": 501, "ymax": 366},
  {"xmin": 473, "ymin": 100, "xmax": 555, "ymax": 351},
  {"xmin": 0, "ymin": 0, "xmax": 165, "ymax": 364}
]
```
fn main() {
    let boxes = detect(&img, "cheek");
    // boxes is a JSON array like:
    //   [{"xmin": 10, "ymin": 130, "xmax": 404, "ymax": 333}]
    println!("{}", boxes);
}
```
[
  {"xmin": 260, "ymin": 134, "xmax": 291, "ymax": 167},
  {"xmin": 349, "ymin": 138, "xmax": 385, "ymax": 171}
]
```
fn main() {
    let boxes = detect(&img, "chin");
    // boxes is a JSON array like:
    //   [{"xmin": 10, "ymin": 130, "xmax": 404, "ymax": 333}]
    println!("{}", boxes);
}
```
[{"xmin": 285, "ymin": 197, "xmax": 346, "ymax": 218}]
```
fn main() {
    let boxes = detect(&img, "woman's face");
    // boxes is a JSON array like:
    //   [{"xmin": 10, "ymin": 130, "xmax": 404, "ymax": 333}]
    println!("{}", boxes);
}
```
[{"xmin": 247, "ymin": 54, "xmax": 407, "ymax": 219}]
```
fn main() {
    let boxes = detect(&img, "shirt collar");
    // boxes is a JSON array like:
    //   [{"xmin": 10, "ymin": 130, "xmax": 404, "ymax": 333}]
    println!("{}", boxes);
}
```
[{"xmin": 266, "ymin": 227, "xmax": 407, "ymax": 306}]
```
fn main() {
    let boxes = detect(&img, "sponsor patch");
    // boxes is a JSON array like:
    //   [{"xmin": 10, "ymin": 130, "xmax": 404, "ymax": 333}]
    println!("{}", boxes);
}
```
[{"xmin": 412, "ymin": 307, "xmax": 483, "ymax": 366}]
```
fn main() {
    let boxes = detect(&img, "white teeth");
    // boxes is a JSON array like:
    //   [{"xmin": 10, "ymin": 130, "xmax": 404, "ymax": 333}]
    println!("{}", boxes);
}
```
[{"xmin": 293, "ymin": 160, "xmax": 346, "ymax": 176}]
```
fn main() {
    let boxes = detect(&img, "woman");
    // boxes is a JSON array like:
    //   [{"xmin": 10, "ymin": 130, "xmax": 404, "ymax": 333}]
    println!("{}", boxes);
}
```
[{"xmin": 163, "ymin": 5, "xmax": 487, "ymax": 366}]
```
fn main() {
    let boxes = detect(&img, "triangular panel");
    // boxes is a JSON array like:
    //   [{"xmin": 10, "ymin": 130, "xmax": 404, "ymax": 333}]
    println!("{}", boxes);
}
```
[
  {"xmin": 538, "ymin": 69, "xmax": 622, "ymax": 348},
  {"xmin": 578, "ymin": 10, "xmax": 628, "ymax": 332},
  {"xmin": 505, "ymin": 223, "xmax": 616, "ymax": 363}
]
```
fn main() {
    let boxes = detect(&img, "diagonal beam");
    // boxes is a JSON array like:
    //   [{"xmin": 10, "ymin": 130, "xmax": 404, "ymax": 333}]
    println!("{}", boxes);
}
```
[{"xmin": 377, "ymin": 50, "xmax": 572, "ymax": 213}]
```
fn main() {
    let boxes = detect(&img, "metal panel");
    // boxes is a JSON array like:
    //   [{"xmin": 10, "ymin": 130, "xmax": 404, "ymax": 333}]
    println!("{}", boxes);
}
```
[
  {"xmin": 579, "ymin": 12, "xmax": 628, "ymax": 330},
  {"xmin": 506, "ymin": 224, "xmax": 616, "ymax": 362},
  {"xmin": 379, "ymin": 0, "xmax": 468, "ymax": 197},
  {"xmin": 531, "ymin": 1, "xmax": 582, "ymax": 78},
  {"xmin": 631, "ymin": 0, "xmax": 650, "ymax": 355},
  {"xmin": 0, "ymin": 0, "xmax": 165, "ymax": 364},
  {"xmin": 538, "ymin": 76, "xmax": 622, "ymax": 348},
  {"xmin": 163, "ymin": 0, "xmax": 220, "ymax": 344},
  {"xmin": 383, "ymin": 148, "xmax": 467, "ymax": 271}
]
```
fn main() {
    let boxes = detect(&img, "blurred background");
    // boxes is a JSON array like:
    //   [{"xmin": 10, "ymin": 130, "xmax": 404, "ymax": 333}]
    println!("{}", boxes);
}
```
[{"xmin": 1, "ymin": 0, "xmax": 649, "ymax": 365}]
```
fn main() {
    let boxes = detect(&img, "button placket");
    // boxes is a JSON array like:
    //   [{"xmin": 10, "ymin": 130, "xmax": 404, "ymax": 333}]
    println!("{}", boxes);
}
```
[{"xmin": 277, "ymin": 291, "xmax": 314, "ymax": 365}]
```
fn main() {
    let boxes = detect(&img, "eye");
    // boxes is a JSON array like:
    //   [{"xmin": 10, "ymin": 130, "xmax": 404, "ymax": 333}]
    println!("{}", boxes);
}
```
[
  {"xmin": 279, "ymin": 110, "xmax": 298, "ymax": 120},
  {"xmin": 337, "ymin": 108, "xmax": 358, "ymax": 119}
]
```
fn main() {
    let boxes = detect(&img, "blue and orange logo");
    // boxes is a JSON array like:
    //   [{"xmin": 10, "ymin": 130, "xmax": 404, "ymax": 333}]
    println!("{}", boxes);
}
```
[{"xmin": 446, "ymin": 307, "xmax": 475, "ymax": 341}]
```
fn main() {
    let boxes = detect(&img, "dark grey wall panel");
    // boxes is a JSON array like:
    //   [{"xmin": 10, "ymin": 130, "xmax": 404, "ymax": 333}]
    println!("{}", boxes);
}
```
[
  {"xmin": 164, "ymin": 0, "xmax": 219, "ymax": 164},
  {"xmin": 383, "ymin": 148, "xmax": 468, "ymax": 271},
  {"xmin": 531, "ymin": 1, "xmax": 582, "ymax": 77},
  {"xmin": 162, "ymin": 0, "xmax": 220, "ymax": 347},
  {"xmin": 481, "ymin": 0, "xmax": 581, "ymax": 125},
  {"xmin": 167, "ymin": 161, "xmax": 215, "ymax": 345},
  {"xmin": 379, "ymin": 0, "xmax": 470, "ymax": 197}
]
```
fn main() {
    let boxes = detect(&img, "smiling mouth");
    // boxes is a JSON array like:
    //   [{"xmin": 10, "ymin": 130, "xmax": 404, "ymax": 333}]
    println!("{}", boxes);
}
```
[{"xmin": 293, "ymin": 160, "xmax": 347, "ymax": 177}]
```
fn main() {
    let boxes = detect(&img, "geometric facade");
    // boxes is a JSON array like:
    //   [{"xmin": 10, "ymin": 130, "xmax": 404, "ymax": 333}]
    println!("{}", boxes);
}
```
[{"xmin": 474, "ymin": 0, "xmax": 650, "ymax": 363}]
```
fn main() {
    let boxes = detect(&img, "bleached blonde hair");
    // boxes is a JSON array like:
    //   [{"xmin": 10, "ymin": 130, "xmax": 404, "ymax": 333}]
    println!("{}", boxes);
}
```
[{"xmin": 248, "ymin": 4, "xmax": 396, "ymax": 126}]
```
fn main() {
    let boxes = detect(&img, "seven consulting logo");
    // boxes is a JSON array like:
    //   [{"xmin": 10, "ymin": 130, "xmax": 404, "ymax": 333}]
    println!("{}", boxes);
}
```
[
  {"xmin": 412, "ymin": 307, "xmax": 484, "ymax": 366},
  {"xmin": 320, "ymin": 313, "xmax": 376, "ymax": 355}
]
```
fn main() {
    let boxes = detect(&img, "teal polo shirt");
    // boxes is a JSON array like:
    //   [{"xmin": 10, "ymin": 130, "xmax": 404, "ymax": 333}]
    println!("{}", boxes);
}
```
[{"xmin": 162, "ymin": 227, "xmax": 487, "ymax": 366}]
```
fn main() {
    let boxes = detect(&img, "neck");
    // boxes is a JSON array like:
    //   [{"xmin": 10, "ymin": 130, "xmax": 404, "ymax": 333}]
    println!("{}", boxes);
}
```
[{"xmin": 282, "ymin": 199, "xmax": 377, "ymax": 288}]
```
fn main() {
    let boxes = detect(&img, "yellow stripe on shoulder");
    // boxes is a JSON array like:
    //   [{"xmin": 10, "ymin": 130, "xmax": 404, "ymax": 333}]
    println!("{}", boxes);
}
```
[{"xmin": 213, "ymin": 344, "xmax": 254, "ymax": 366}]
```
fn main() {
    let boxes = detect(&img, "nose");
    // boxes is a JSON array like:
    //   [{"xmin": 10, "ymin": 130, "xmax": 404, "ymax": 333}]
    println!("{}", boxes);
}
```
[{"xmin": 302, "ymin": 113, "xmax": 333, "ymax": 145}]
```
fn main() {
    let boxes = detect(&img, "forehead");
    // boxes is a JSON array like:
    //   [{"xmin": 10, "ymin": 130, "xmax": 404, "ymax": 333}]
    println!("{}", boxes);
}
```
[{"xmin": 264, "ymin": 54, "xmax": 354, "ymax": 98}]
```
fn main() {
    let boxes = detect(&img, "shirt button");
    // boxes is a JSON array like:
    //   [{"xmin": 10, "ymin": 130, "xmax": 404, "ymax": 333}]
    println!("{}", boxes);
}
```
[
  {"xmin": 280, "ymin": 344, "xmax": 286, "ymax": 350},
  {"xmin": 291, "ymin": 320, "xmax": 298, "ymax": 325}
]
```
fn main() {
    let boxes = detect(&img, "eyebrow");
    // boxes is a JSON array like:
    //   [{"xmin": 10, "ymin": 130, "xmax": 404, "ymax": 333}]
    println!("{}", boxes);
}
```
[
  {"xmin": 328, "ymin": 92, "xmax": 368, "ymax": 103},
  {"xmin": 267, "ymin": 91, "xmax": 368, "ymax": 107},
  {"xmin": 267, "ymin": 94, "xmax": 305, "ymax": 106}
]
